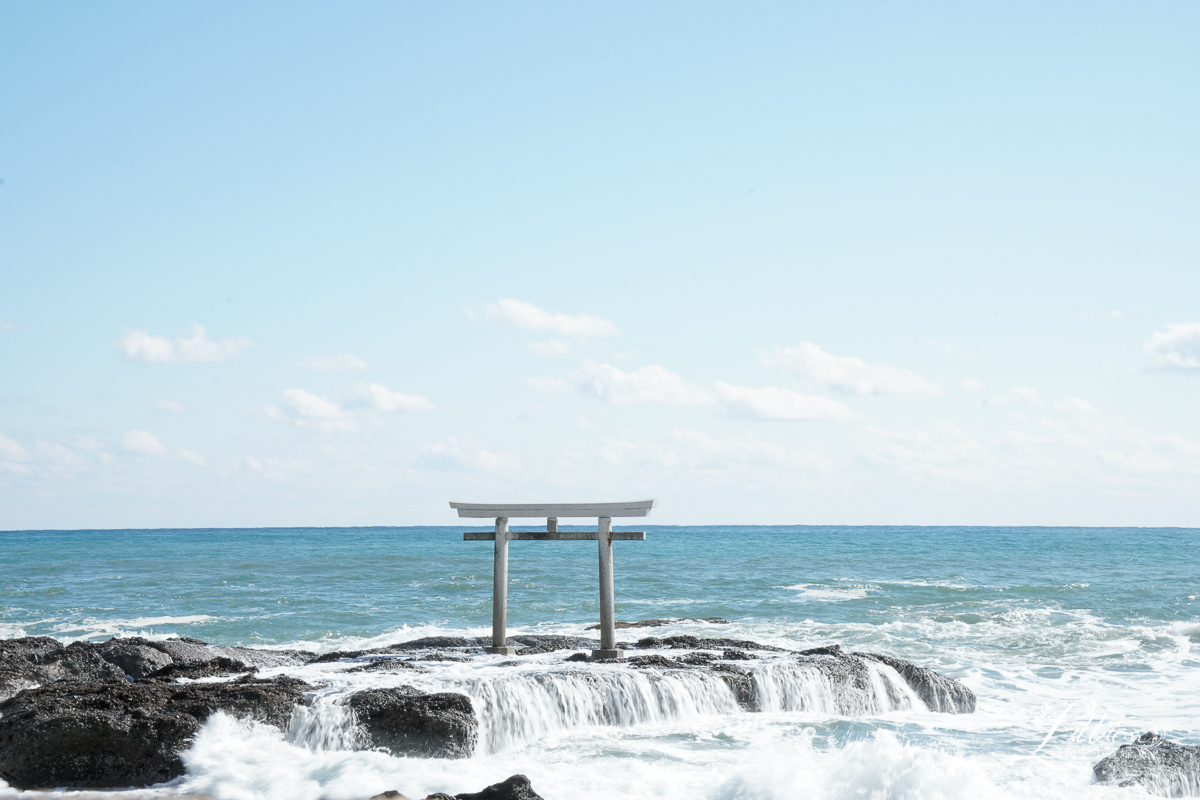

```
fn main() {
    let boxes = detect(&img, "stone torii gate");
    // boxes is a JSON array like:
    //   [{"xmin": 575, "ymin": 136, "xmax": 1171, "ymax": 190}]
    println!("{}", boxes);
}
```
[{"xmin": 450, "ymin": 499, "xmax": 657, "ymax": 659}]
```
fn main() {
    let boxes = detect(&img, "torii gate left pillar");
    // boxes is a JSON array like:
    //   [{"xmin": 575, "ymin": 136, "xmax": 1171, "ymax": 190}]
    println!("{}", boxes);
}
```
[{"xmin": 450, "ymin": 500, "xmax": 657, "ymax": 659}]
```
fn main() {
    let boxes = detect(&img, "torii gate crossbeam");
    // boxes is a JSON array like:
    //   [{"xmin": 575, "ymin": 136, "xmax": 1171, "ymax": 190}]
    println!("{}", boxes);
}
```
[{"xmin": 450, "ymin": 500, "xmax": 657, "ymax": 659}]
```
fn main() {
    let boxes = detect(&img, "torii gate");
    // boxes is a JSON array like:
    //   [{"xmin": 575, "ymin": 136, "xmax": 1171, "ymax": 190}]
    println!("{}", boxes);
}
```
[{"xmin": 450, "ymin": 499, "xmax": 657, "ymax": 659}]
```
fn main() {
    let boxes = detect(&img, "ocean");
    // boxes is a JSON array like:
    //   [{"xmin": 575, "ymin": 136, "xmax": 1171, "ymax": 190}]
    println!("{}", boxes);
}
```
[{"xmin": 2, "ymin": 525, "xmax": 1198, "ymax": 800}]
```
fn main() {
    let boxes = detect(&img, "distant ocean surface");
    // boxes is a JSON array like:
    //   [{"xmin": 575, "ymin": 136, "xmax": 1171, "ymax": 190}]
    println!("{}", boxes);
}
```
[{"xmin": 2, "ymin": 525, "xmax": 1198, "ymax": 800}]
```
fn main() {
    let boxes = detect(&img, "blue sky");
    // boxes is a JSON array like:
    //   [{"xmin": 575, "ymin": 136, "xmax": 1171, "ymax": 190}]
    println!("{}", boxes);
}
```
[{"xmin": 2, "ymin": 2, "xmax": 1198, "ymax": 528}]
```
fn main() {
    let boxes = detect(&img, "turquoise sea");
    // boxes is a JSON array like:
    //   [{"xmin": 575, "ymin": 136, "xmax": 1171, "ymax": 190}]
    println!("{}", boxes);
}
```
[{"xmin": 2, "ymin": 525, "xmax": 1198, "ymax": 799}]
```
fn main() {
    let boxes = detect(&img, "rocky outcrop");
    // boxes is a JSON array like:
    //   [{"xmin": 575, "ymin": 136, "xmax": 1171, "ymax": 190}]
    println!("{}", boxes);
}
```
[
  {"xmin": 635, "ymin": 635, "xmax": 788, "ymax": 652},
  {"xmin": 145, "ymin": 637, "xmax": 313, "ymax": 677},
  {"xmin": 0, "ymin": 637, "xmax": 125, "ymax": 701},
  {"xmin": 347, "ymin": 686, "xmax": 477, "ymax": 758},
  {"xmin": 612, "ymin": 642, "xmax": 975, "ymax": 715},
  {"xmin": 856, "ymin": 652, "xmax": 977, "ymax": 714},
  {"xmin": 0, "ymin": 676, "xmax": 311, "ymax": 789},
  {"xmin": 455, "ymin": 774, "xmax": 544, "ymax": 800},
  {"xmin": 1094, "ymin": 733, "xmax": 1200, "ymax": 797},
  {"xmin": 94, "ymin": 637, "xmax": 174, "ymax": 680},
  {"xmin": 368, "ymin": 775, "xmax": 544, "ymax": 800},
  {"xmin": 586, "ymin": 617, "xmax": 731, "ymax": 630},
  {"xmin": 0, "ymin": 635, "xmax": 315, "ymax": 694}
]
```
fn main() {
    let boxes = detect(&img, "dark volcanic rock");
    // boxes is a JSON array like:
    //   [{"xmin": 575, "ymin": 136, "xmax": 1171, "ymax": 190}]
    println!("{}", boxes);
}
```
[
  {"xmin": 634, "ymin": 635, "xmax": 786, "ymax": 652},
  {"xmin": 414, "ymin": 653, "xmax": 473, "ymax": 663},
  {"xmin": 513, "ymin": 635, "xmax": 598, "ymax": 655},
  {"xmin": 722, "ymin": 648, "xmax": 758, "ymax": 661},
  {"xmin": 799, "ymin": 645, "xmax": 844, "ymax": 657},
  {"xmin": 95, "ymin": 637, "xmax": 173, "ymax": 680},
  {"xmin": 149, "ymin": 656, "xmax": 259, "ymax": 680},
  {"xmin": 347, "ymin": 658, "xmax": 427, "ymax": 673},
  {"xmin": 1093, "ymin": 732, "xmax": 1200, "ymax": 796},
  {"xmin": 676, "ymin": 651, "xmax": 719, "ymax": 666},
  {"xmin": 855, "ymin": 652, "xmax": 976, "ymax": 713},
  {"xmin": 455, "ymin": 774, "xmax": 544, "ymax": 800},
  {"xmin": 711, "ymin": 663, "xmax": 755, "ymax": 709},
  {"xmin": 348, "ymin": 686, "xmax": 477, "ymax": 759},
  {"xmin": 0, "ymin": 676, "xmax": 311, "ymax": 789},
  {"xmin": 309, "ymin": 648, "xmax": 374, "ymax": 663},
  {"xmin": 0, "ymin": 637, "xmax": 125, "ymax": 701},
  {"xmin": 149, "ymin": 637, "xmax": 311, "ymax": 673},
  {"xmin": 585, "ymin": 617, "xmax": 732, "ymax": 630},
  {"xmin": 626, "ymin": 654, "xmax": 690, "ymax": 669},
  {"xmin": 390, "ymin": 637, "xmax": 479, "ymax": 651}
]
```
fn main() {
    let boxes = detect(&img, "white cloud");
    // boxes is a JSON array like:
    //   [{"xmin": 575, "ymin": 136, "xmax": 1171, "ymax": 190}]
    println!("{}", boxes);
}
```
[
  {"xmin": 1145, "ymin": 321, "xmax": 1200, "ymax": 370},
  {"xmin": 957, "ymin": 378, "xmax": 984, "ymax": 392},
  {"xmin": 1000, "ymin": 430, "xmax": 1054, "ymax": 446},
  {"xmin": 117, "ymin": 323, "xmax": 254, "ymax": 364},
  {"xmin": 119, "ymin": 430, "xmax": 206, "ymax": 465},
  {"xmin": 984, "ymin": 386, "xmax": 1041, "ymax": 406},
  {"xmin": 714, "ymin": 382, "xmax": 858, "ymax": 421},
  {"xmin": 593, "ymin": 430, "xmax": 834, "ymax": 473},
  {"xmin": 75, "ymin": 436, "xmax": 104, "ymax": 451},
  {"xmin": 37, "ymin": 441, "xmax": 83, "ymax": 466},
  {"xmin": 120, "ymin": 430, "xmax": 168, "ymax": 456},
  {"xmin": 523, "ymin": 340, "xmax": 573, "ymax": 357},
  {"xmin": 924, "ymin": 338, "xmax": 973, "ymax": 355},
  {"xmin": 297, "ymin": 353, "xmax": 369, "ymax": 371},
  {"xmin": 267, "ymin": 389, "xmax": 359, "ymax": 432},
  {"xmin": 413, "ymin": 438, "xmax": 509, "ymax": 472},
  {"xmin": 857, "ymin": 422, "xmax": 988, "ymax": 479},
  {"xmin": 668, "ymin": 430, "xmax": 795, "ymax": 469},
  {"xmin": 348, "ymin": 382, "xmax": 435, "ymax": 413},
  {"xmin": 768, "ymin": 342, "xmax": 943, "ymax": 397},
  {"xmin": 1053, "ymin": 396, "xmax": 1100, "ymax": 414},
  {"xmin": 531, "ymin": 363, "xmax": 859, "ymax": 421},
  {"xmin": 484, "ymin": 299, "xmax": 620, "ymax": 338},
  {"xmin": 0, "ymin": 320, "xmax": 15, "ymax": 331},
  {"xmin": 531, "ymin": 362, "xmax": 715, "ymax": 406},
  {"xmin": 176, "ymin": 449, "xmax": 207, "ymax": 466},
  {"xmin": 263, "ymin": 383, "xmax": 432, "ymax": 431},
  {"xmin": 0, "ymin": 433, "xmax": 28, "ymax": 461},
  {"xmin": 242, "ymin": 455, "xmax": 316, "ymax": 480},
  {"xmin": 151, "ymin": 398, "xmax": 187, "ymax": 414}
]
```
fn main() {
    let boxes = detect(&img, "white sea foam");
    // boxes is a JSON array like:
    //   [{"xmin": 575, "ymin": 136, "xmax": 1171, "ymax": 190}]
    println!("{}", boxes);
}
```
[
  {"xmin": 42, "ymin": 614, "xmax": 216, "ymax": 641},
  {"xmin": 782, "ymin": 583, "xmax": 873, "ymax": 601}
]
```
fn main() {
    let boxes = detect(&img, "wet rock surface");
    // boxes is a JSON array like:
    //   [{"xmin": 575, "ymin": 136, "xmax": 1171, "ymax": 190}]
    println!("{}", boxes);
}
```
[
  {"xmin": 0, "ymin": 635, "xmax": 315, "ymax": 694},
  {"xmin": 0, "ymin": 637, "xmax": 126, "ymax": 701},
  {"xmin": 347, "ymin": 685, "xmax": 478, "ymax": 759},
  {"xmin": 347, "ymin": 658, "xmax": 428, "ymax": 673},
  {"xmin": 511, "ymin": 635, "xmax": 598, "ymax": 655},
  {"xmin": 454, "ymin": 774, "xmax": 545, "ymax": 800},
  {"xmin": 585, "ymin": 617, "xmax": 732, "ymax": 630},
  {"xmin": 368, "ymin": 775, "xmax": 544, "ymax": 800},
  {"xmin": 0, "ymin": 676, "xmax": 312, "ymax": 789},
  {"xmin": 855, "ymin": 652, "xmax": 977, "ymax": 714},
  {"xmin": 150, "ymin": 637, "xmax": 313, "ymax": 674},
  {"xmin": 94, "ymin": 637, "xmax": 174, "ymax": 680},
  {"xmin": 1093, "ymin": 732, "xmax": 1200, "ymax": 796},
  {"xmin": 579, "ymin": 642, "xmax": 975, "ymax": 715},
  {"xmin": 634, "ymin": 634, "xmax": 787, "ymax": 652}
]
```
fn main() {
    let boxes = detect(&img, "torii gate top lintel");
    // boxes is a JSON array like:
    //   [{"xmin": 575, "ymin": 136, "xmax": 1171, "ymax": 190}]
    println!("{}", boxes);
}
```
[
  {"xmin": 449, "ymin": 499, "xmax": 657, "ymax": 518},
  {"xmin": 451, "ymin": 499, "xmax": 656, "ymax": 659}
]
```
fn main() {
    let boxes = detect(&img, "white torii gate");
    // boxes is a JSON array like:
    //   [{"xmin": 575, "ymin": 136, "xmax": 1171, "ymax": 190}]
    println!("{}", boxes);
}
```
[{"xmin": 450, "ymin": 499, "xmax": 657, "ymax": 659}]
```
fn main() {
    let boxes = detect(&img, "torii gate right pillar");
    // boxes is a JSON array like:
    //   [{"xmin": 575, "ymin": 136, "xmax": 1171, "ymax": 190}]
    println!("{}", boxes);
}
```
[{"xmin": 595, "ymin": 516, "xmax": 619, "ymax": 657}]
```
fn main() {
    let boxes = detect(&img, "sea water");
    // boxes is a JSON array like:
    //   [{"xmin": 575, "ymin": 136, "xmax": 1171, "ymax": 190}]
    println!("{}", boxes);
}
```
[{"xmin": 1, "ymin": 525, "xmax": 1197, "ymax": 800}]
